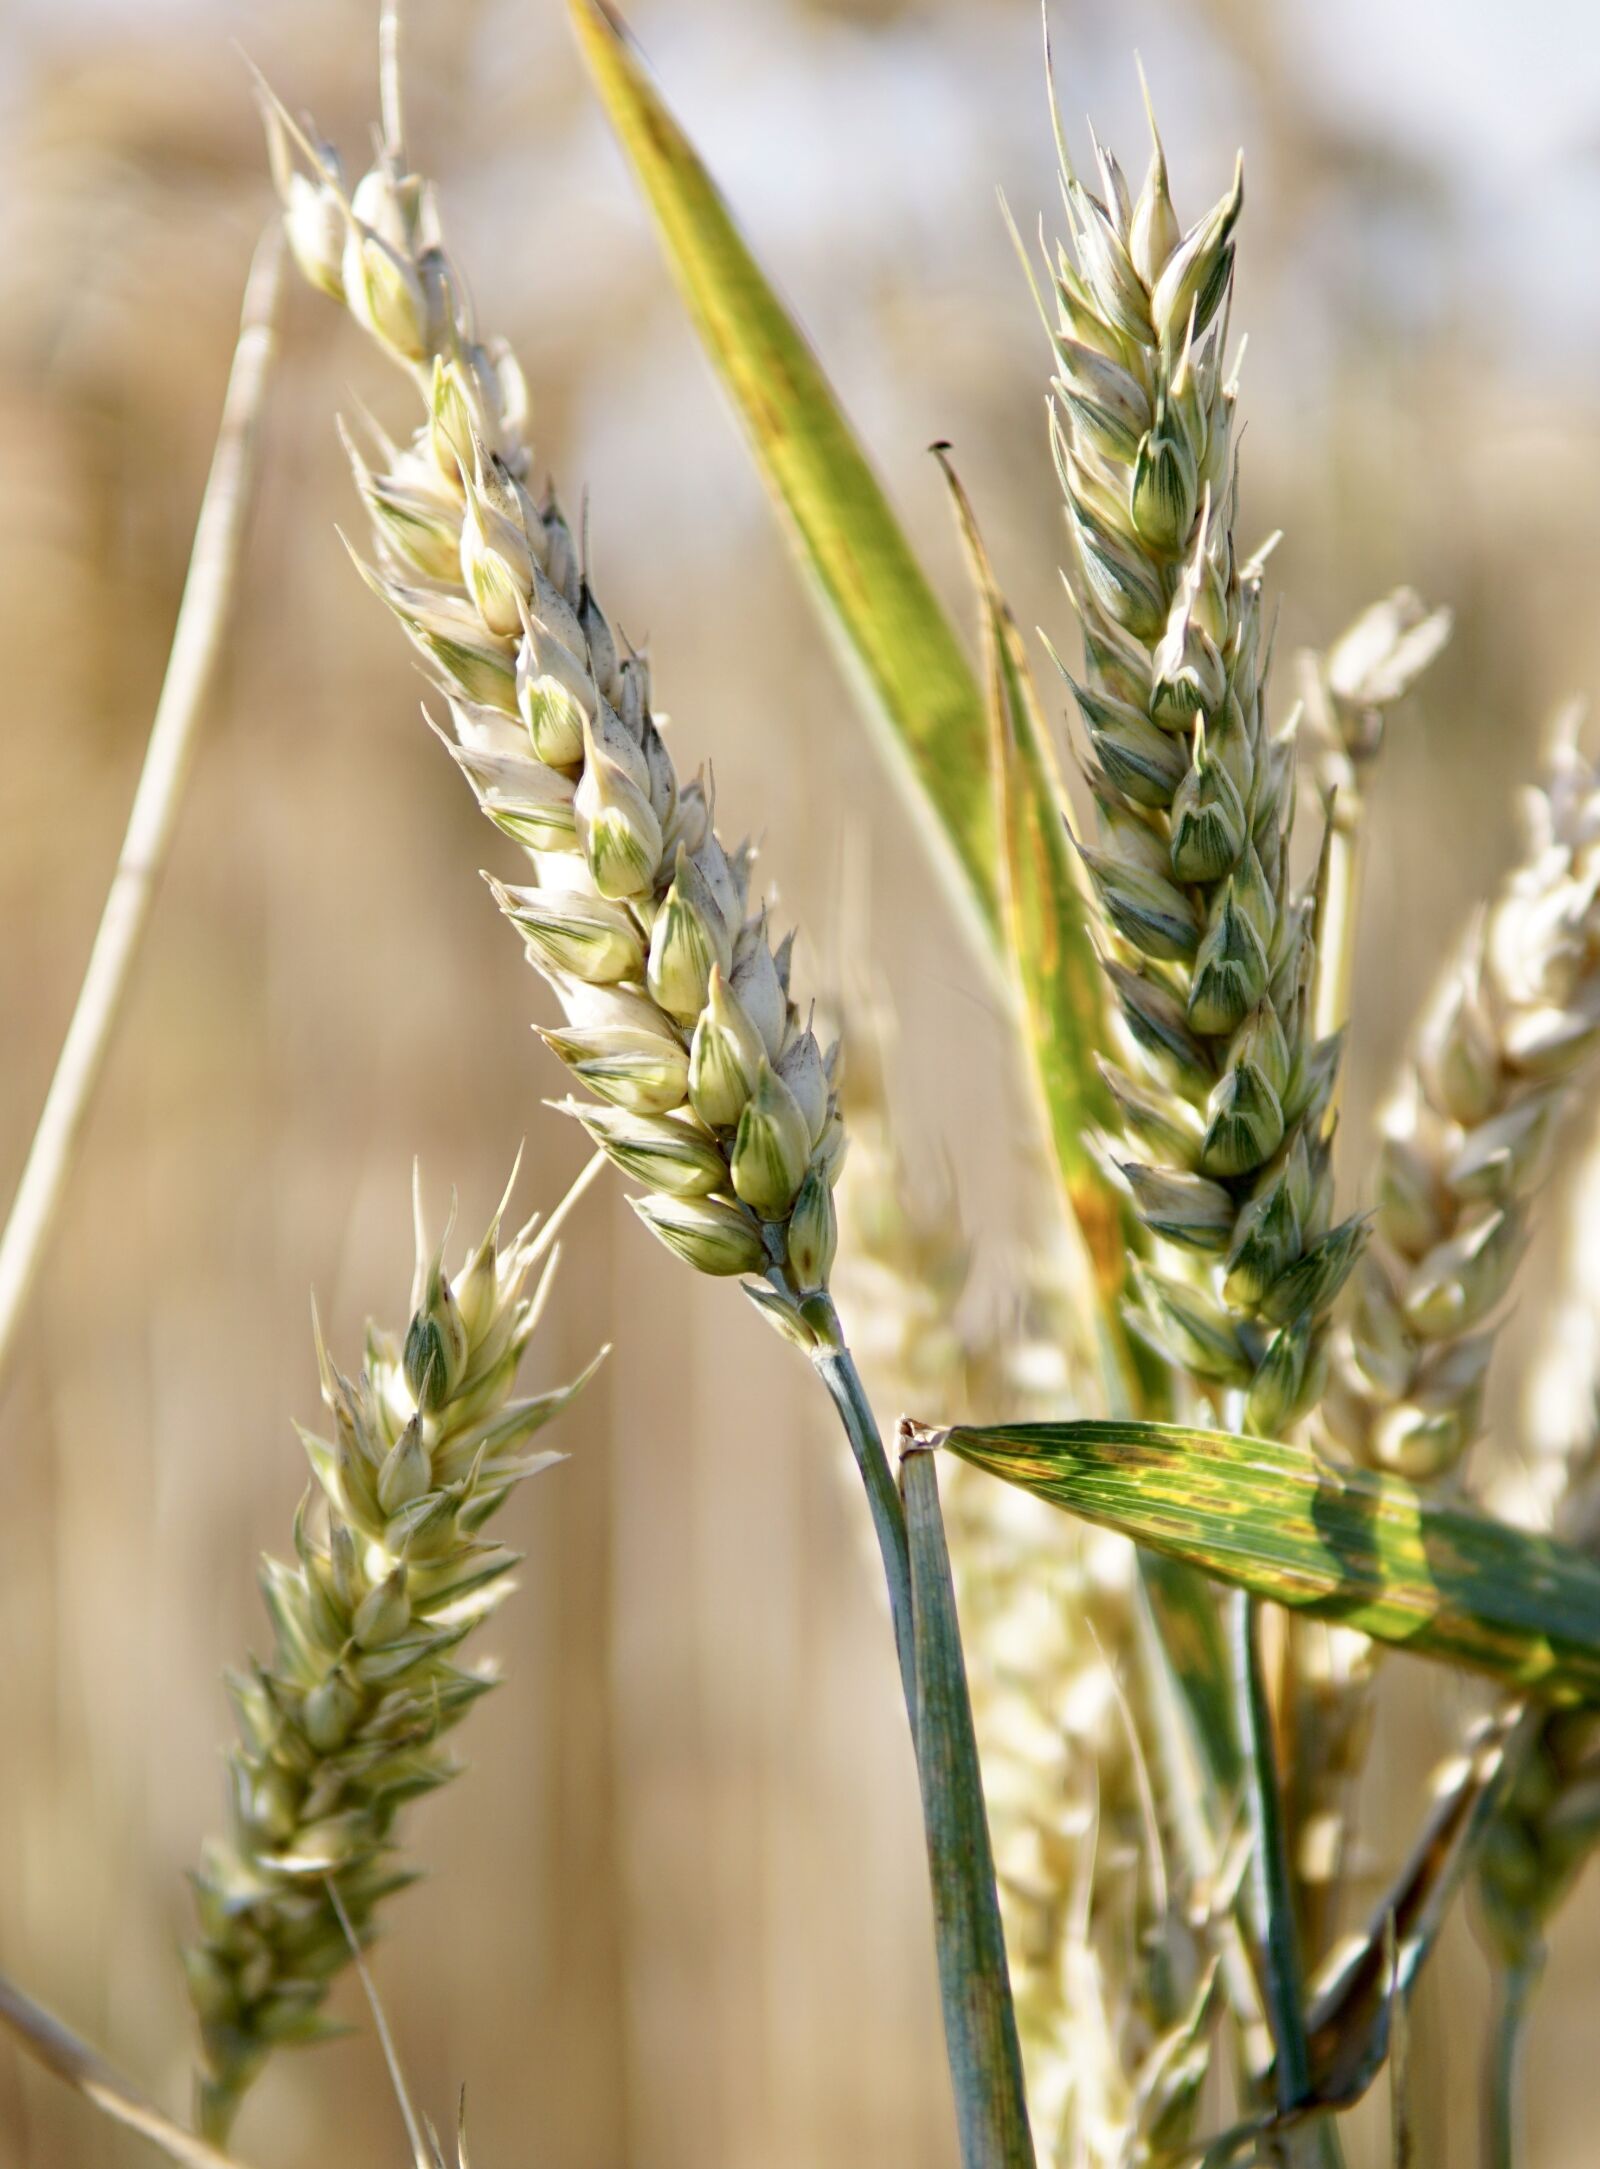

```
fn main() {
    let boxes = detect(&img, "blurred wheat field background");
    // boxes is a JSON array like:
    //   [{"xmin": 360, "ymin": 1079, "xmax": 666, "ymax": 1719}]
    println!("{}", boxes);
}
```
[{"xmin": 4, "ymin": 0, "xmax": 1600, "ymax": 2161}]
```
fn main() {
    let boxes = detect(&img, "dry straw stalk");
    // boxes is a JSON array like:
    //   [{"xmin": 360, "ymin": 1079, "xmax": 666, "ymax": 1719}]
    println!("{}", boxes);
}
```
[{"xmin": 0, "ymin": 228, "xmax": 283, "ymax": 1402}]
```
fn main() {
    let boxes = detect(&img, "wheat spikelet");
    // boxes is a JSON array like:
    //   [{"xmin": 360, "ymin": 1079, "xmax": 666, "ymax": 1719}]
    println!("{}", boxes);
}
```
[
  {"xmin": 1046, "ymin": 90, "xmax": 1361, "ymax": 1433},
  {"xmin": 184, "ymin": 1166, "xmax": 600, "ymax": 2138},
  {"xmin": 261, "ymin": 77, "xmax": 842, "ymax": 1350},
  {"xmin": 837, "ymin": 1041, "xmax": 1216, "ymax": 2165},
  {"xmin": 1298, "ymin": 590, "xmax": 1454, "ymax": 808}
]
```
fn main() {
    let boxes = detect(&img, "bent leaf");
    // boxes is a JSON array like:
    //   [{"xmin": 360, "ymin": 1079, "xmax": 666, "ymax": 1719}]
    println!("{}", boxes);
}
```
[
  {"xmin": 933, "ymin": 451, "xmax": 1127, "ymax": 1304},
  {"xmin": 570, "ymin": 0, "xmax": 995, "ymax": 958},
  {"xmin": 937, "ymin": 1420, "xmax": 1600, "ymax": 1705}
]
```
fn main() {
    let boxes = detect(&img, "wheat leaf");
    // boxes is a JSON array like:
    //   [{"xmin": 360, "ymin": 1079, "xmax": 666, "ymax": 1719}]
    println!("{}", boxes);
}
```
[
  {"xmin": 569, "ymin": 0, "xmax": 996, "ymax": 959},
  {"xmin": 931, "ymin": 449, "xmax": 1136, "ymax": 1309},
  {"xmin": 936, "ymin": 1420, "xmax": 1600, "ymax": 1704}
]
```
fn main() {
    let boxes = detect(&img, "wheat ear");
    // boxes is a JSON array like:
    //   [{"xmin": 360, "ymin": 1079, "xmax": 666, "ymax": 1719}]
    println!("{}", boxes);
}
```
[
  {"xmin": 259, "ymin": 84, "xmax": 842, "ymax": 1354},
  {"xmin": 1322, "ymin": 718, "xmax": 1600, "ymax": 1480},
  {"xmin": 1045, "ymin": 96, "xmax": 1361, "ymax": 1441},
  {"xmin": 184, "ymin": 1162, "xmax": 602, "ymax": 2138}
]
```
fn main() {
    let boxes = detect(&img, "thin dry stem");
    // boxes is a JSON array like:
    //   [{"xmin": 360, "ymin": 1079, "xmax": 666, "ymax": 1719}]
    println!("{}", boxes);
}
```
[
  {"xmin": 0, "ymin": 1971, "xmax": 255, "ymax": 2169},
  {"xmin": 0, "ymin": 226, "xmax": 284, "ymax": 1400}
]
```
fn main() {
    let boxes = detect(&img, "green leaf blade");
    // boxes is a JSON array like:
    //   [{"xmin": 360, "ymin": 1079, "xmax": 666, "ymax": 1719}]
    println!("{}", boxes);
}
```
[
  {"xmin": 571, "ymin": 0, "xmax": 995, "ymax": 952},
  {"xmin": 933, "ymin": 456, "xmax": 1160, "ymax": 1376},
  {"xmin": 940, "ymin": 1420, "xmax": 1600, "ymax": 1705}
]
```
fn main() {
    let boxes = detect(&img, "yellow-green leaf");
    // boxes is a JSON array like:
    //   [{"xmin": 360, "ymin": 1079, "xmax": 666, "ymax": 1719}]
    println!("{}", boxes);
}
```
[
  {"xmin": 570, "ymin": 0, "xmax": 994, "ymax": 956},
  {"xmin": 938, "ymin": 1419, "xmax": 1600, "ymax": 1705},
  {"xmin": 933, "ymin": 455, "xmax": 1169, "ymax": 1420}
]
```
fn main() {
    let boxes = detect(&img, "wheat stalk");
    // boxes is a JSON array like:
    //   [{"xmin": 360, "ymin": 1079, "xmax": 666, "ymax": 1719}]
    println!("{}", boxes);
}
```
[
  {"xmin": 184, "ymin": 1162, "xmax": 602, "ymax": 2138},
  {"xmin": 0, "ymin": 1970, "xmax": 257, "ymax": 2169},
  {"xmin": 836, "ymin": 1039, "xmax": 1218, "ymax": 2165},
  {"xmin": 1272, "ymin": 593, "xmax": 1450, "ymax": 1967},
  {"xmin": 1040, "ymin": 79, "xmax": 1361, "ymax": 2122},
  {"xmin": 0, "ymin": 228, "xmax": 282, "ymax": 1401},
  {"xmin": 258, "ymin": 62, "xmax": 1042, "ymax": 2149},
  {"xmin": 1432, "ymin": 1118, "xmax": 1600, "ymax": 2138}
]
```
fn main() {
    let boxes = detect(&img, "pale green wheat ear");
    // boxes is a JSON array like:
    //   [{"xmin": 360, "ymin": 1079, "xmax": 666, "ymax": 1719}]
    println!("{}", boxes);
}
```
[
  {"xmin": 1043, "ymin": 81, "xmax": 1360, "ymax": 1439},
  {"xmin": 258, "ymin": 64, "xmax": 844, "ymax": 1355},
  {"xmin": 184, "ymin": 1158, "xmax": 604, "ymax": 2140}
]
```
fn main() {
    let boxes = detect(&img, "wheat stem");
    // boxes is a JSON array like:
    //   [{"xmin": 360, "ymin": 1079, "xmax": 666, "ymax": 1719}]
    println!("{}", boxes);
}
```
[
  {"xmin": 1485, "ymin": 1955, "xmax": 1539, "ymax": 2169},
  {"xmin": 0, "ymin": 227, "xmax": 283, "ymax": 1403},
  {"xmin": 811, "ymin": 1314, "xmax": 916, "ymax": 1727},
  {"xmin": 0, "ymin": 1971, "xmax": 254, "ymax": 2169},
  {"xmin": 1231, "ymin": 1589, "xmax": 1310, "ymax": 2115}
]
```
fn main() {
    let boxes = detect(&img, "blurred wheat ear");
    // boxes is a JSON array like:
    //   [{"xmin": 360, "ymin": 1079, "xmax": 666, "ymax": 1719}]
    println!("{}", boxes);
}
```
[{"xmin": 186, "ymin": 1161, "xmax": 604, "ymax": 2139}]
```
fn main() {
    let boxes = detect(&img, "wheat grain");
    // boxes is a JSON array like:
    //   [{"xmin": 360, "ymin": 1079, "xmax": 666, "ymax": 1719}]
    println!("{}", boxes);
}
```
[
  {"xmin": 260, "ymin": 80, "xmax": 843, "ymax": 1352},
  {"xmin": 1045, "ymin": 91, "xmax": 1361, "ymax": 1436},
  {"xmin": 184, "ymin": 1163, "xmax": 601, "ymax": 2139}
]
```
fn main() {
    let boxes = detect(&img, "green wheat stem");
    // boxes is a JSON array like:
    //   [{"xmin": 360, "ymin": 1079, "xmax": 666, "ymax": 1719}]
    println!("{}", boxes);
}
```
[
  {"xmin": 1231, "ymin": 1588, "xmax": 1311, "ymax": 2117},
  {"xmin": 1486, "ymin": 1955, "xmax": 1540, "ymax": 2169},
  {"xmin": 811, "ymin": 1301, "xmax": 916, "ymax": 1731}
]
